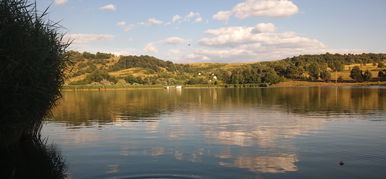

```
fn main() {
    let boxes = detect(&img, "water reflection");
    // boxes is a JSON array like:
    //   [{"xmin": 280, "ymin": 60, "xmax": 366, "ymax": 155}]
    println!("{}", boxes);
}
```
[
  {"xmin": 0, "ymin": 138, "xmax": 66, "ymax": 179},
  {"xmin": 51, "ymin": 87, "xmax": 386, "ymax": 126},
  {"xmin": 44, "ymin": 87, "xmax": 386, "ymax": 178}
]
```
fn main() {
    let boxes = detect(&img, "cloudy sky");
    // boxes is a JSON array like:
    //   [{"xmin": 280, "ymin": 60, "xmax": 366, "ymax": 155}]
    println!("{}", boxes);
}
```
[{"xmin": 39, "ymin": 0, "xmax": 386, "ymax": 63}]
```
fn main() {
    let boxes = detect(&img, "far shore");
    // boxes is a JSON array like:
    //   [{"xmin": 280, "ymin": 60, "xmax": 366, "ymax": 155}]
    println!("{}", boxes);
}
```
[
  {"xmin": 270, "ymin": 81, "xmax": 386, "ymax": 87},
  {"xmin": 60, "ymin": 81, "xmax": 386, "ymax": 91}
]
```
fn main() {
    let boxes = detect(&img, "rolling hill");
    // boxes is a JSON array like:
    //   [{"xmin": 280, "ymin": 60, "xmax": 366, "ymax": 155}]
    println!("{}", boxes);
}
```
[{"xmin": 64, "ymin": 51, "xmax": 386, "ymax": 86}]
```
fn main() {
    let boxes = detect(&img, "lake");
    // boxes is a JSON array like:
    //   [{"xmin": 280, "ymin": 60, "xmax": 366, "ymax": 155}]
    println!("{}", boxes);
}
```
[{"xmin": 42, "ymin": 87, "xmax": 386, "ymax": 178}]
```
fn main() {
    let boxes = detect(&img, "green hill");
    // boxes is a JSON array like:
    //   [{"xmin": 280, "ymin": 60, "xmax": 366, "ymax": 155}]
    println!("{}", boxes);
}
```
[{"xmin": 64, "ymin": 51, "xmax": 386, "ymax": 87}]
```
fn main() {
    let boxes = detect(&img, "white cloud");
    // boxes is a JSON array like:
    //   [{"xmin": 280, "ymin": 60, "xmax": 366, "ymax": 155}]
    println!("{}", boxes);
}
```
[
  {"xmin": 185, "ymin": 12, "xmax": 202, "ymax": 22},
  {"xmin": 117, "ymin": 21, "xmax": 134, "ymax": 32},
  {"xmin": 139, "ymin": 18, "xmax": 163, "ymax": 26},
  {"xmin": 185, "ymin": 23, "xmax": 333, "ymax": 62},
  {"xmin": 252, "ymin": 23, "xmax": 276, "ymax": 33},
  {"xmin": 186, "ymin": 12, "xmax": 200, "ymax": 19},
  {"xmin": 168, "ymin": 12, "xmax": 203, "ymax": 24},
  {"xmin": 164, "ymin": 37, "xmax": 186, "ymax": 45},
  {"xmin": 213, "ymin": 0, "xmax": 299, "ymax": 23},
  {"xmin": 144, "ymin": 43, "xmax": 159, "ymax": 53},
  {"xmin": 199, "ymin": 23, "xmax": 323, "ymax": 48},
  {"xmin": 172, "ymin": 15, "xmax": 182, "ymax": 23},
  {"xmin": 213, "ymin": 11, "xmax": 232, "ymax": 23},
  {"xmin": 55, "ymin": 0, "xmax": 68, "ymax": 5},
  {"xmin": 194, "ymin": 17, "xmax": 203, "ymax": 23},
  {"xmin": 64, "ymin": 34, "xmax": 115, "ymax": 44},
  {"xmin": 148, "ymin": 18, "xmax": 163, "ymax": 25},
  {"xmin": 100, "ymin": 4, "xmax": 117, "ymax": 11}
]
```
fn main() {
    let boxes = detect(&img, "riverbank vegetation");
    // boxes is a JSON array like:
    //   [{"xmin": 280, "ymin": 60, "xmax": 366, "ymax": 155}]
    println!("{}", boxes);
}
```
[
  {"xmin": 65, "ymin": 51, "xmax": 386, "ymax": 88},
  {"xmin": 0, "ymin": 0, "xmax": 69, "ymax": 146}
]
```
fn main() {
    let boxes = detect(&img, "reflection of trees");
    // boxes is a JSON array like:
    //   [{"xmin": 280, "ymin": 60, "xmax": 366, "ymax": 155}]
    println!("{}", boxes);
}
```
[
  {"xmin": 0, "ymin": 138, "xmax": 66, "ymax": 179},
  {"xmin": 52, "ymin": 87, "xmax": 386, "ymax": 126},
  {"xmin": 50, "ymin": 90, "xmax": 184, "ymax": 126}
]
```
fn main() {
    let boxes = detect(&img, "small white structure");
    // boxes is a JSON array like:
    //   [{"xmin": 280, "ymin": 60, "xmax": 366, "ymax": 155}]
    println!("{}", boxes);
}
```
[{"xmin": 176, "ymin": 85, "xmax": 182, "ymax": 89}]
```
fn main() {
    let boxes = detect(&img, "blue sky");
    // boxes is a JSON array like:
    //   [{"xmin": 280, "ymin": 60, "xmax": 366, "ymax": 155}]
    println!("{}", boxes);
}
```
[{"xmin": 38, "ymin": 0, "xmax": 386, "ymax": 63}]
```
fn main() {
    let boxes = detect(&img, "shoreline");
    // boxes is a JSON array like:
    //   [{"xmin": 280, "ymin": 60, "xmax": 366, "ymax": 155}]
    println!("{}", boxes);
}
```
[
  {"xmin": 60, "ymin": 81, "xmax": 386, "ymax": 91},
  {"xmin": 270, "ymin": 81, "xmax": 386, "ymax": 88}
]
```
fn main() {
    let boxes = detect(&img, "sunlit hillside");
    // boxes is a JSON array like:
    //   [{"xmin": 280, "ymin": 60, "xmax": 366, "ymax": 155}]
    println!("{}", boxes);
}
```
[{"xmin": 64, "ymin": 51, "xmax": 386, "ymax": 86}]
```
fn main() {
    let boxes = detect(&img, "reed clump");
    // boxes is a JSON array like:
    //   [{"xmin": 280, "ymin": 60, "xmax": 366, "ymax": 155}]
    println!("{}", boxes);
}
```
[{"xmin": 0, "ymin": 0, "xmax": 69, "ymax": 147}]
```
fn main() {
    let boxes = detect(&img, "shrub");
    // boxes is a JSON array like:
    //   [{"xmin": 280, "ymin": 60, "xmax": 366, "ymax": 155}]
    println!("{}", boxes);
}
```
[
  {"xmin": 350, "ymin": 66, "xmax": 364, "ymax": 82},
  {"xmin": 378, "ymin": 70, "xmax": 386, "ymax": 81},
  {"xmin": 308, "ymin": 63, "xmax": 320, "ymax": 80},
  {"xmin": 362, "ymin": 70, "xmax": 372, "ymax": 81},
  {"xmin": 338, "ymin": 76, "xmax": 344, "ymax": 82},
  {"xmin": 320, "ymin": 70, "xmax": 332, "ymax": 82}
]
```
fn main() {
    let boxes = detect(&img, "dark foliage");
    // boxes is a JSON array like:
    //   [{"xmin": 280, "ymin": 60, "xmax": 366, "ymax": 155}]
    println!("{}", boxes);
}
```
[
  {"xmin": 0, "ymin": 0, "xmax": 69, "ymax": 146},
  {"xmin": 109, "ymin": 55, "xmax": 179, "ymax": 72},
  {"xmin": 378, "ymin": 70, "xmax": 386, "ymax": 81},
  {"xmin": 349, "ymin": 66, "xmax": 372, "ymax": 82}
]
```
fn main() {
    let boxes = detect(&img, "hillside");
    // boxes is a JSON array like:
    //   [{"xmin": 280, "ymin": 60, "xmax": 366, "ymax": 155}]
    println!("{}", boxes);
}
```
[{"xmin": 64, "ymin": 51, "xmax": 386, "ymax": 87}]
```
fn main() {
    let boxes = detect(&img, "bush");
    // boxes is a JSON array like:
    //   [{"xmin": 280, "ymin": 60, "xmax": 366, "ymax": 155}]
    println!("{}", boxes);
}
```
[
  {"xmin": 320, "ymin": 70, "xmax": 332, "ymax": 82},
  {"xmin": 0, "ymin": 0, "xmax": 69, "ymax": 146},
  {"xmin": 84, "ymin": 70, "xmax": 116, "ymax": 83},
  {"xmin": 338, "ymin": 76, "xmax": 344, "ymax": 82},
  {"xmin": 362, "ymin": 70, "xmax": 372, "ymax": 81},
  {"xmin": 378, "ymin": 70, "xmax": 386, "ymax": 81},
  {"xmin": 308, "ymin": 63, "xmax": 320, "ymax": 80},
  {"xmin": 350, "ymin": 66, "xmax": 364, "ymax": 82}
]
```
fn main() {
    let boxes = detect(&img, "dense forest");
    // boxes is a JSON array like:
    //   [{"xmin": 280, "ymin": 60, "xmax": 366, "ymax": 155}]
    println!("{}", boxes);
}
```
[{"xmin": 65, "ymin": 51, "xmax": 386, "ymax": 86}]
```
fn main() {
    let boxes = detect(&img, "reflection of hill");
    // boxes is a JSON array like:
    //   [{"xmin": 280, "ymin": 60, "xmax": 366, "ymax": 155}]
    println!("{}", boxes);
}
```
[{"xmin": 51, "ymin": 87, "xmax": 386, "ymax": 126}]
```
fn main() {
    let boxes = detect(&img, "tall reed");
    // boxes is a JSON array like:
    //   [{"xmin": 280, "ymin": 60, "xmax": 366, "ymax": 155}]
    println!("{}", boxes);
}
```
[{"xmin": 0, "ymin": 0, "xmax": 69, "ymax": 147}]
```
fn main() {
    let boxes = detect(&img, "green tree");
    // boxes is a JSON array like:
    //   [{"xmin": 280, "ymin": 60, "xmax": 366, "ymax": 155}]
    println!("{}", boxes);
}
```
[
  {"xmin": 262, "ymin": 69, "xmax": 282, "ymax": 84},
  {"xmin": 308, "ymin": 63, "xmax": 320, "ymax": 80},
  {"xmin": 350, "ymin": 66, "xmax": 364, "ymax": 82},
  {"xmin": 85, "ymin": 70, "xmax": 116, "ymax": 83},
  {"xmin": 378, "ymin": 62, "xmax": 385, "ymax": 68},
  {"xmin": 378, "ymin": 70, "xmax": 386, "ymax": 81},
  {"xmin": 362, "ymin": 70, "xmax": 372, "ymax": 81},
  {"xmin": 320, "ymin": 70, "xmax": 332, "ymax": 82}
]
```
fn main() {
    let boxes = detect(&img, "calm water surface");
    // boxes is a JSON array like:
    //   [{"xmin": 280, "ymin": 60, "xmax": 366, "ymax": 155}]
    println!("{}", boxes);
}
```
[{"xmin": 42, "ymin": 87, "xmax": 386, "ymax": 178}]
